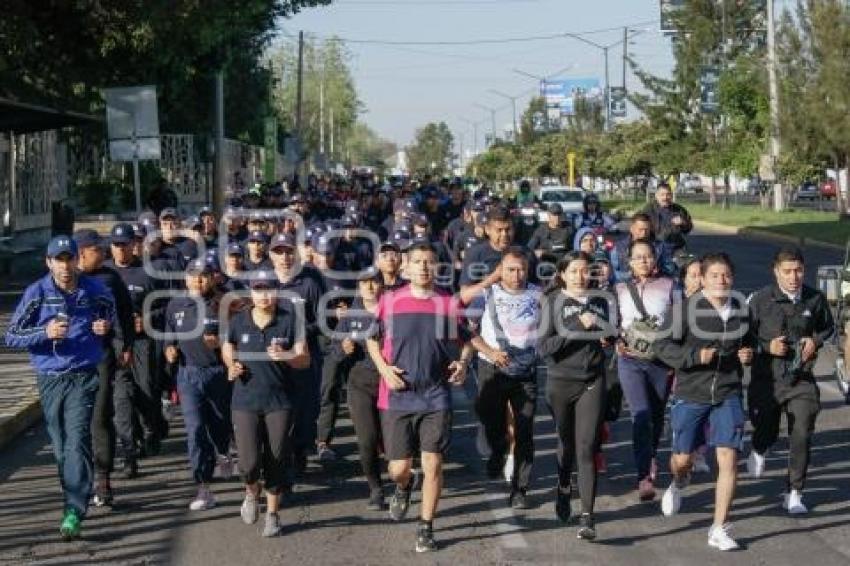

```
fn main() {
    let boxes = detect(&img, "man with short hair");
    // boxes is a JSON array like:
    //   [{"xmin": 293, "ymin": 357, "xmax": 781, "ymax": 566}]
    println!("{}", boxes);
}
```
[
  {"xmin": 642, "ymin": 183, "xmax": 693, "ymax": 254},
  {"xmin": 528, "ymin": 203, "xmax": 575, "ymax": 262},
  {"xmin": 745, "ymin": 247, "xmax": 834, "ymax": 515},
  {"xmin": 470, "ymin": 250, "xmax": 541, "ymax": 509},
  {"xmin": 367, "ymin": 243, "xmax": 473, "ymax": 553},
  {"xmin": 654, "ymin": 253, "xmax": 754, "ymax": 551},
  {"xmin": 610, "ymin": 212, "xmax": 675, "ymax": 283},
  {"xmin": 6, "ymin": 236, "xmax": 116, "ymax": 540}
]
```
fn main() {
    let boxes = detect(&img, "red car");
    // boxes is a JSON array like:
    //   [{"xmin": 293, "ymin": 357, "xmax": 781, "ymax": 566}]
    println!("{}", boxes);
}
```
[{"xmin": 821, "ymin": 179, "xmax": 837, "ymax": 199}]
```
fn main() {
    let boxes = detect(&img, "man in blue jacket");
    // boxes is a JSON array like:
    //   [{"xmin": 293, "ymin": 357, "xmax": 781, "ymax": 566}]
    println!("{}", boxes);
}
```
[{"xmin": 5, "ymin": 236, "xmax": 116, "ymax": 541}]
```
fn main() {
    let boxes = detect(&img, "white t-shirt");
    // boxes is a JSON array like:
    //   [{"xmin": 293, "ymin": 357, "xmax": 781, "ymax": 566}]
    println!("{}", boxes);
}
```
[{"xmin": 479, "ymin": 283, "xmax": 542, "ymax": 359}]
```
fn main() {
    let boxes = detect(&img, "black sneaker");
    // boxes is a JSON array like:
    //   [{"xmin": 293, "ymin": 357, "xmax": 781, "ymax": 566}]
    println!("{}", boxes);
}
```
[
  {"xmin": 122, "ymin": 458, "xmax": 138, "ymax": 480},
  {"xmin": 555, "ymin": 487, "xmax": 571, "ymax": 523},
  {"xmin": 92, "ymin": 479, "xmax": 113, "ymax": 507},
  {"xmin": 367, "ymin": 488, "xmax": 385, "ymax": 511},
  {"xmin": 577, "ymin": 513, "xmax": 596, "ymax": 541},
  {"xmin": 510, "ymin": 489, "xmax": 531, "ymax": 510},
  {"xmin": 389, "ymin": 478, "xmax": 414, "ymax": 521},
  {"xmin": 415, "ymin": 525, "xmax": 437, "ymax": 553}
]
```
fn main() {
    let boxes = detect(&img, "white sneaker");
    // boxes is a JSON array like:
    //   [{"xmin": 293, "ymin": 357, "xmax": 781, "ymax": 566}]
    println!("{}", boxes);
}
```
[
  {"xmin": 783, "ymin": 490, "xmax": 808, "ymax": 514},
  {"xmin": 318, "ymin": 444, "xmax": 337, "ymax": 463},
  {"xmin": 503, "ymin": 454, "xmax": 514, "ymax": 483},
  {"xmin": 661, "ymin": 483, "xmax": 682, "ymax": 517},
  {"xmin": 189, "ymin": 486, "xmax": 216, "ymax": 511},
  {"xmin": 693, "ymin": 452, "xmax": 710, "ymax": 474},
  {"xmin": 746, "ymin": 450, "xmax": 765, "ymax": 478},
  {"xmin": 215, "ymin": 455, "xmax": 234, "ymax": 480},
  {"xmin": 708, "ymin": 523, "xmax": 739, "ymax": 551}
]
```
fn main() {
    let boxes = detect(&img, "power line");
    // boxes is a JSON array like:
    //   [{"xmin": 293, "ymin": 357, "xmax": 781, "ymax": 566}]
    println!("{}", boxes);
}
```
[{"xmin": 304, "ymin": 20, "xmax": 659, "ymax": 46}]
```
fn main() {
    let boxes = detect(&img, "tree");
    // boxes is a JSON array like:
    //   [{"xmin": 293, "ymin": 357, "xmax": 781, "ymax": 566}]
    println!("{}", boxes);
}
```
[
  {"xmin": 518, "ymin": 97, "xmax": 547, "ymax": 145},
  {"xmin": 269, "ymin": 36, "xmax": 362, "ymax": 163},
  {"xmin": 345, "ymin": 123, "xmax": 398, "ymax": 171},
  {"xmin": 407, "ymin": 122, "xmax": 455, "ymax": 177},
  {"xmin": 0, "ymin": 1, "xmax": 333, "ymax": 143}
]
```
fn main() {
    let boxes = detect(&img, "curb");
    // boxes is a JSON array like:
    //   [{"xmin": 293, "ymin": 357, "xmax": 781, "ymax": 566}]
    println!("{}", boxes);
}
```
[
  {"xmin": 694, "ymin": 220, "xmax": 845, "ymax": 252},
  {"xmin": 0, "ymin": 398, "xmax": 41, "ymax": 452}
]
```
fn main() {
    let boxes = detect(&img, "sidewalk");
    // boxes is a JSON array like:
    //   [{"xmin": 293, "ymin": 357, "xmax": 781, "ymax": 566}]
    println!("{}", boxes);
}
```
[{"xmin": 0, "ymin": 311, "xmax": 40, "ymax": 451}]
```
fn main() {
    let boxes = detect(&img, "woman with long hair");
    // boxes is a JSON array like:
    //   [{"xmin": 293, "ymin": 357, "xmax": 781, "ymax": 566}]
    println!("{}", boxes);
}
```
[{"xmin": 538, "ymin": 251, "xmax": 614, "ymax": 540}]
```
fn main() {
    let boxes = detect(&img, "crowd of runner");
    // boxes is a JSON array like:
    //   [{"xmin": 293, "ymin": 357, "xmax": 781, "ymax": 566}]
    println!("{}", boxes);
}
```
[{"xmin": 5, "ymin": 173, "xmax": 835, "ymax": 553}]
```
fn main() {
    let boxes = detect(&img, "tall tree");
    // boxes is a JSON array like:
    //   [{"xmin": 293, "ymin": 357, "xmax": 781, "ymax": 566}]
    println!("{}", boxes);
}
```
[{"xmin": 407, "ymin": 122, "xmax": 455, "ymax": 177}]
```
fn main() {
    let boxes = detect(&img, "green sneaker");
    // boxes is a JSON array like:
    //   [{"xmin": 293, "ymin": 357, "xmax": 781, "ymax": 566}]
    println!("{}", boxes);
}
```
[{"xmin": 59, "ymin": 508, "xmax": 82, "ymax": 541}]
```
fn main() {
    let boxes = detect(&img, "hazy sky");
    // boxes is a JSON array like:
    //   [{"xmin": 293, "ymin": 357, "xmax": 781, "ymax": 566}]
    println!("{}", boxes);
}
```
[{"xmin": 277, "ymin": 0, "xmax": 680, "ymax": 149}]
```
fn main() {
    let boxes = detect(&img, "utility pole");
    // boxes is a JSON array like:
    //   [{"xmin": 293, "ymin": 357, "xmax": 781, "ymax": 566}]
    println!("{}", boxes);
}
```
[
  {"xmin": 329, "ymin": 106, "xmax": 334, "ymax": 161},
  {"xmin": 319, "ymin": 75, "xmax": 325, "ymax": 156},
  {"xmin": 767, "ymin": 0, "xmax": 783, "ymax": 211},
  {"xmin": 488, "ymin": 89, "xmax": 520, "ymax": 142},
  {"xmin": 295, "ymin": 30, "xmax": 305, "ymax": 179},
  {"xmin": 603, "ymin": 46, "xmax": 610, "ymax": 131},
  {"xmin": 622, "ymin": 27, "xmax": 628, "ymax": 89},
  {"xmin": 474, "ymin": 103, "xmax": 497, "ymax": 145},
  {"xmin": 213, "ymin": 70, "xmax": 225, "ymax": 216}
]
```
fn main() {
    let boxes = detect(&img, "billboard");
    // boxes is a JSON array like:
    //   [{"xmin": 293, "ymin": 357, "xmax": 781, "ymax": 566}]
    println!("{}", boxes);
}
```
[
  {"xmin": 104, "ymin": 85, "xmax": 161, "ymax": 161},
  {"xmin": 540, "ymin": 78, "xmax": 603, "ymax": 116}
]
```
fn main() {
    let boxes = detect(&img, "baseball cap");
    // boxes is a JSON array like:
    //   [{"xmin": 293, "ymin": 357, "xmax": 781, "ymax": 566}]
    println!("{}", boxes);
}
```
[
  {"xmin": 412, "ymin": 214, "xmax": 429, "ymax": 227},
  {"xmin": 250, "ymin": 270, "xmax": 277, "ymax": 289},
  {"xmin": 159, "ymin": 207, "xmax": 179, "ymax": 221},
  {"xmin": 248, "ymin": 211, "xmax": 266, "ymax": 223},
  {"xmin": 380, "ymin": 239, "xmax": 400, "ymax": 252},
  {"xmin": 226, "ymin": 242, "xmax": 244, "ymax": 256},
  {"xmin": 269, "ymin": 233, "xmax": 296, "ymax": 251},
  {"xmin": 341, "ymin": 214, "xmax": 358, "ymax": 228},
  {"xmin": 186, "ymin": 215, "xmax": 203, "ymax": 230},
  {"xmin": 548, "ymin": 203, "xmax": 564, "ymax": 215},
  {"xmin": 204, "ymin": 253, "xmax": 221, "ymax": 272},
  {"xmin": 198, "ymin": 206, "xmax": 214, "ymax": 218},
  {"xmin": 138, "ymin": 211, "xmax": 158, "ymax": 227},
  {"xmin": 110, "ymin": 223, "xmax": 134, "ymax": 245},
  {"xmin": 185, "ymin": 257, "xmax": 212, "ymax": 275},
  {"xmin": 46, "ymin": 235, "xmax": 78, "ymax": 258},
  {"xmin": 357, "ymin": 266, "xmax": 382, "ymax": 282},
  {"xmin": 72, "ymin": 229, "xmax": 102, "ymax": 249},
  {"xmin": 247, "ymin": 230, "xmax": 269, "ymax": 244},
  {"xmin": 312, "ymin": 233, "xmax": 336, "ymax": 255},
  {"xmin": 391, "ymin": 230, "xmax": 412, "ymax": 252},
  {"xmin": 132, "ymin": 223, "xmax": 147, "ymax": 239},
  {"xmin": 289, "ymin": 193, "xmax": 305, "ymax": 203}
]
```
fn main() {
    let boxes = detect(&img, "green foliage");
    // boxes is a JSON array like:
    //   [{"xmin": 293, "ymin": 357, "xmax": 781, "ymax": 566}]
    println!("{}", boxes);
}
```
[
  {"xmin": 0, "ymin": 1, "xmax": 332, "ymax": 144},
  {"xmin": 345, "ymin": 123, "xmax": 398, "ymax": 170},
  {"xmin": 407, "ymin": 122, "xmax": 455, "ymax": 177}
]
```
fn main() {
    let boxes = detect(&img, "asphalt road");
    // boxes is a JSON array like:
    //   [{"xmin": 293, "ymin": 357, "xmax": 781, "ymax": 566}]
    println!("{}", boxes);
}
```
[{"xmin": 1, "ymin": 228, "xmax": 848, "ymax": 566}]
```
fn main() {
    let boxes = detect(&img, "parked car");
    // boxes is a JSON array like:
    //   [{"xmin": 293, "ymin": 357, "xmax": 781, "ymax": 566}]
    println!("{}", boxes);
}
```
[
  {"xmin": 681, "ymin": 175, "xmax": 704, "ymax": 193},
  {"xmin": 821, "ymin": 179, "xmax": 837, "ymax": 199},
  {"xmin": 795, "ymin": 182, "xmax": 820, "ymax": 201},
  {"xmin": 537, "ymin": 186, "xmax": 585, "ymax": 221}
]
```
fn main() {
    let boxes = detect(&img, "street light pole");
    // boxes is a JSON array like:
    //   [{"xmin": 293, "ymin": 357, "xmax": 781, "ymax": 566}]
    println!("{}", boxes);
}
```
[
  {"xmin": 488, "ymin": 89, "xmax": 519, "ymax": 141},
  {"xmin": 474, "ymin": 103, "xmax": 497, "ymax": 145},
  {"xmin": 603, "ymin": 46, "xmax": 610, "ymax": 131},
  {"xmin": 767, "ymin": 0, "xmax": 783, "ymax": 211}
]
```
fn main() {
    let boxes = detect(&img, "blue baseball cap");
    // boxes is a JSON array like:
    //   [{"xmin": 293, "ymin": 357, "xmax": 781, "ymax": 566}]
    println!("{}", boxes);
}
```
[
  {"xmin": 72, "ymin": 229, "xmax": 102, "ymax": 249},
  {"xmin": 247, "ymin": 230, "xmax": 269, "ymax": 244},
  {"xmin": 269, "ymin": 233, "xmax": 296, "ymax": 251},
  {"xmin": 110, "ymin": 223, "xmax": 134, "ymax": 245},
  {"xmin": 250, "ymin": 270, "xmax": 277, "ymax": 289},
  {"xmin": 312, "ymin": 233, "xmax": 336, "ymax": 255},
  {"xmin": 226, "ymin": 242, "xmax": 243, "ymax": 256},
  {"xmin": 185, "ymin": 257, "xmax": 212, "ymax": 275},
  {"xmin": 391, "ymin": 230, "xmax": 412, "ymax": 252},
  {"xmin": 46, "ymin": 235, "xmax": 78, "ymax": 258}
]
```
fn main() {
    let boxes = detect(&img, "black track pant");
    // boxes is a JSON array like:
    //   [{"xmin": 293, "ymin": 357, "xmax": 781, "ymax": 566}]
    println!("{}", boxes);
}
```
[
  {"xmin": 232, "ymin": 409, "xmax": 292, "ymax": 494},
  {"xmin": 749, "ymin": 383, "xmax": 819, "ymax": 491},
  {"xmin": 92, "ymin": 346, "xmax": 116, "ymax": 477},
  {"xmin": 475, "ymin": 360, "xmax": 537, "ymax": 491},
  {"xmin": 546, "ymin": 375, "xmax": 605, "ymax": 514},
  {"xmin": 347, "ymin": 365, "xmax": 383, "ymax": 491},
  {"xmin": 317, "ymin": 354, "xmax": 346, "ymax": 445}
]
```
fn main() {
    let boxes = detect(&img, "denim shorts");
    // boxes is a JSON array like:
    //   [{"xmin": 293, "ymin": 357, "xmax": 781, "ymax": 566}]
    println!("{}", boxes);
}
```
[{"xmin": 670, "ymin": 395, "xmax": 745, "ymax": 454}]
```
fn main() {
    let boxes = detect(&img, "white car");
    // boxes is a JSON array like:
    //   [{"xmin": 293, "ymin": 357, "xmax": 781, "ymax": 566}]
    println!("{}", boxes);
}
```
[{"xmin": 537, "ymin": 186, "xmax": 585, "ymax": 221}]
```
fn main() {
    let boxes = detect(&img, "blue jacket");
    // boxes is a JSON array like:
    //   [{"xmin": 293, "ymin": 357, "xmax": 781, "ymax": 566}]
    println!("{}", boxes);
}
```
[
  {"xmin": 610, "ymin": 236, "xmax": 677, "ymax": 284},
  {"xmin": 5, "ymin": 273, "xmax": 116, "ymax": 374}
]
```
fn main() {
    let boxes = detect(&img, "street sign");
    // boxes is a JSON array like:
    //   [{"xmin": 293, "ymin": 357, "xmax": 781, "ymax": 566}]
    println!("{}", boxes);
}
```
[
  {"xmin": 104, "ymin": 85, "xmax": 161, "ymax": 213},
  {"xmin": 699, "ymin": 66, "xmax": 720, "ymax": 114},
  {"xmin": 105, "ymin": 86, "xmax": 161, "ymax": 161},
  {"xmin": 610, "ymin": 87, "xmax": 627, "ymax": 118},
  {"xmin": 540, "ymin": 78, "xmax": 603, "ymax": 116},
  {"xmin": 264, "ymin": 117, "xmax": 277, "ymax": 183}
]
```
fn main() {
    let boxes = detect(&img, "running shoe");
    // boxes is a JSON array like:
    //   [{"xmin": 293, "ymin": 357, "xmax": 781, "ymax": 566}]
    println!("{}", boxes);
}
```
[
  {"xmin": 189, "ymin": 486, "xmax": 216, "ymax": 511},
  {"xmin": 92, "ymin": 479, "xmax": 114, "ymax": 507},
  {"xmin": 262, "ymin": 513, "xmax": 282, "ymax": 537},
  {"xmin": 367, "ymin": 487, "xmax": 385, "ymax": 511},
  {"xmin": 415, "ymin": 524, "xmax": 437, "ymax": 553},
  {"xmin": 747, "ymin": 450, "xmax": 766, "ymax": 478},
  {"xmin": 241, "ymin": 491, "xmax": 259, "ymax": 524},
  {"xmin": 783, "ymin": 490, "xmax": 808, "ymax": 515},
  {"xmin": 577, "ymin": 513, "xmax": 596, "ymax": 541},
  {"xmin": 708, "ymin": 523, "xmax": 739, "ymax": 551},
  {"xmin": 389, "ymin": 477, "xmax": 414, "ymax": 521},
  {"xmin": 59, "ymin": 508, "xmax": 82, "ymax": 541}
]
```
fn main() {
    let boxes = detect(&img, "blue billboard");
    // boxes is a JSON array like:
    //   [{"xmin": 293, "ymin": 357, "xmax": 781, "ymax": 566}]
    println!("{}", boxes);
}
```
[{"xmin": 540, "ymin": 78, "xmax": 603, "ymax": 116}]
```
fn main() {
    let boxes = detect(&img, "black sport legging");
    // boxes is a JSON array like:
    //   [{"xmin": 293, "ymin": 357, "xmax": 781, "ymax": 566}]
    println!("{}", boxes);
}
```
[
  {"xmin": 346, "ymin": 364, "xmax": 383, "ymax": 491},
  {"xmin": 232, "ymin": 409, "xmax": 292, "ymax": 494},
  {"xmin": 546, "ymin": 375, "xmax": 605, "ymax": 514}
]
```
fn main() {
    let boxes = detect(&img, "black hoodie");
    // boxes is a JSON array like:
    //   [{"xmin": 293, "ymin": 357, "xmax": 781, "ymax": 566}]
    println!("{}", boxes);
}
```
[
  {"xmin": 654, "ymin": 292, "xmax": 754, "ymax": 405},
  {"xmin": 537, "ymin": 291, "xmax": 614, "ymax": 383}
]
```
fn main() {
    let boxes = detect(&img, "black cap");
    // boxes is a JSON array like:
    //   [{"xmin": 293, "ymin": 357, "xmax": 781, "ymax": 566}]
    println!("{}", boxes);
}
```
[
  {"xmin": 247, "ymin": 230, "xmax": 269, "ymax": 244},
  {"xmin": 269, "ymin": 233, "xmax": 296, "ymax": 251},
  {"xmin": 185, "ymin": 258, "xmax": 212, "ymax": 275},
  {"xmin": 110, "ymin": 223, "xmax": 134, "ymax": 245},
  {"xmin": 72, "ymin": 229, "xmax": 102, "ymax": 249},
  {"xmin": 159, "ymin": 207, "xmax": 179, "ymax": 221},
  {"xmin": 249, "ymin": 270, "xmax": 277, "ymax": 289},
  {"xmin": 548, "ymin": 203, "xmax": 563, "ymax": 215}
]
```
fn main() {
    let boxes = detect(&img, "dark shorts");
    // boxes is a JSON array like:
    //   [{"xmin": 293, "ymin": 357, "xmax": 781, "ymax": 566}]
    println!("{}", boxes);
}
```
[
  {"xmin": 381, "ymin": 410, "xmax": 452, "ymax": 460},
  {"xmin": 670, "ymin": 395, "xmax": 745, "ymax": 454}
]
